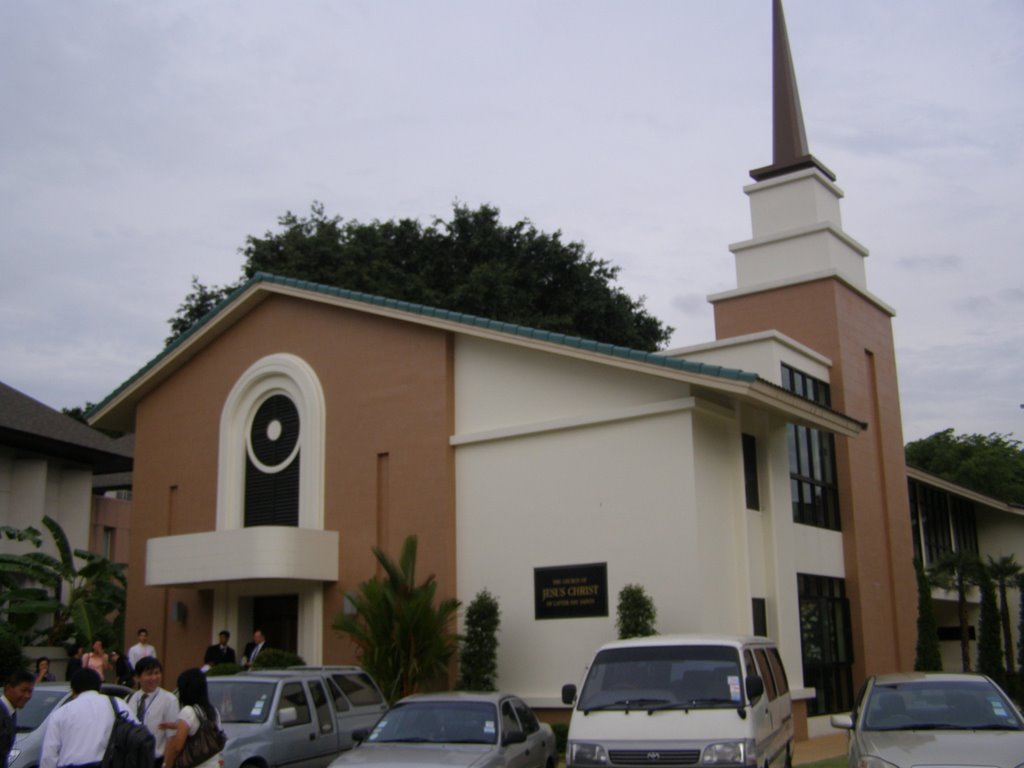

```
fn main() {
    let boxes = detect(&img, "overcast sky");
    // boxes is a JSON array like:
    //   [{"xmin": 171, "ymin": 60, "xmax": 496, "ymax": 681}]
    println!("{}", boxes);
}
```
[{"xmin": 2, "ymin": 1, "xmax": 1021, "ymax": 443}]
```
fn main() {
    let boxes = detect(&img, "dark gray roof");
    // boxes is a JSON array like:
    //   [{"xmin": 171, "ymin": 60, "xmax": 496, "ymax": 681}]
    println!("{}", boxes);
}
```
[{"xmin": 0, "ymin": 381, "xmax": 133, "ymax": 473}]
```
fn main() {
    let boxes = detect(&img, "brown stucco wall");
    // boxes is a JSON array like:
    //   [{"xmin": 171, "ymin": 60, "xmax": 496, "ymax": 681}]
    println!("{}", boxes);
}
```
[
  {"xmin": 713, "ymin": 278, "xmax": 916, "ymax": 686},
  {"xmin": 125, "ymin": 294, "xmax": 456, "ymax": 680}
]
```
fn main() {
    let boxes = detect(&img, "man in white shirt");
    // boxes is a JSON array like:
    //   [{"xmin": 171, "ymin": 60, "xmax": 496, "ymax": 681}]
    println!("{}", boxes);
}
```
[
  {"xmin": 126, "ymin": 658, "xmax": 179, "ymax": 768},
  {"xmin": 40, "ymin": 668, "xmax": 136, "ymax": 768},
  {"xmin": 127, "ymin": 628, "xmax": 157, "ymax": 673}
]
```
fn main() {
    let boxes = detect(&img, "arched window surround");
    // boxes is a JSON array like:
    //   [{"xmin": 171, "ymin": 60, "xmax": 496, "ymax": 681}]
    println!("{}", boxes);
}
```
[{"xmin": 217, "ymin": 353, "xmax": 326, "ymax": 530}]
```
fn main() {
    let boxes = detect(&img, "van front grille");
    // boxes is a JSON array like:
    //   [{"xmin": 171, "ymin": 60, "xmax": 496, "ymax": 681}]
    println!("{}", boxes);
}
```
[{"xmin": 608, "ymin": 750, "xmax": 701, "ymax": 766}]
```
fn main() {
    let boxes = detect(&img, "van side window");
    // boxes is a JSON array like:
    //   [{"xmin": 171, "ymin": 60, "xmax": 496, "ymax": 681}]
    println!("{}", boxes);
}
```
[
  {"xmin": 753, "ymin": 649, "xmax": 778, "ymax": 701},
  {"xmin": 309, "ymin": 680, "xmax": 335, "ymax": 734},
  {"xmin": 332, "ymin": 672, "xmax": 385, "ymax": 706},
  {"xmin": 766, "ymin": 648, "xmax": 789, "ymax": 695},
  {"xmin": 280, "ymin": 682, "xmax": 312, "ymax": 726},
  {"xmin": 743, "ymin": 650, "xmax": 758, "ymax": 681},
  {"xmin": 326, "ymin": 678, "xmax": 351, "ymax": 712}
]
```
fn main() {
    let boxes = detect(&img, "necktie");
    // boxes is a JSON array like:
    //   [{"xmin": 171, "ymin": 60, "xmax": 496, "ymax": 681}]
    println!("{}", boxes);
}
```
[{"xmin": 137, "ymin": 693, "xmax": 149, "ymax": 720}]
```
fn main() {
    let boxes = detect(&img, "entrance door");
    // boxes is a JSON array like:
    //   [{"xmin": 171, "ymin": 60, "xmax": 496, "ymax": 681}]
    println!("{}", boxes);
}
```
[{"xmin": 253, "ymin": 595, "xmax": 298, "ymax": 654}]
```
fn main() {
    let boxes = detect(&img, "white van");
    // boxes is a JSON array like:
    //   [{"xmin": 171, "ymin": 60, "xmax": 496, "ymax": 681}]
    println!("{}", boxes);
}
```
[{"xmin": 561, "ymin": 634, "xmax": 794, "ymax": 768}]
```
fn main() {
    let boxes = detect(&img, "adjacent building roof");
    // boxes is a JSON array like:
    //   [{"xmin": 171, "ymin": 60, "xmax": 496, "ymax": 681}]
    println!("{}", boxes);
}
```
[
  {"xmin": 88, "ymin": 272, "xmax": 865, "ymax": 438},
  {"xmin": 0, "ymin": 381, "xmax": 133, "ymax": 473}
]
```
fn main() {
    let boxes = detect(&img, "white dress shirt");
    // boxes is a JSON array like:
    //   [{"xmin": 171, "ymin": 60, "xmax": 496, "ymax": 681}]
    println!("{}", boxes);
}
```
[
  {"xmin": 40, "ymin": 690, "xmax": 136, "ymax": 768},
  {"xmin": 126, "ymin": 687, "xmax": 179, "ymax": 757},
  {"xmin": 127, "ymin": 643, "xmax": 157, "ymax": 670}
]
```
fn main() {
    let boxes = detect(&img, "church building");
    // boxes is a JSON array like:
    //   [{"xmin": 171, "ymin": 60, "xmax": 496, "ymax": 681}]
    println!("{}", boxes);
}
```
[{"xmin": 91, "ymin": 0, "xmax": 918, "ymax": 739}]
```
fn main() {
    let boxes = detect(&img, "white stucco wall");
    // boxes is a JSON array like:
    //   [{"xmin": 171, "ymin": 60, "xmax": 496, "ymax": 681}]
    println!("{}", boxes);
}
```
[
  {"xmin": 666, "ymin": 330, "xmax": 831, "ymax": 387},
  {"xmin": 453, "ymin": 336, "xmax": 794, "ymax": 705}
]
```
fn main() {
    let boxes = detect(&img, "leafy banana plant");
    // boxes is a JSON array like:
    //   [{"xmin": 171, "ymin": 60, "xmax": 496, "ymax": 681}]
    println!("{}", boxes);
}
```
[{"xmin": 0, "ymin": 516, "xmax": 126, "ymax": 646}]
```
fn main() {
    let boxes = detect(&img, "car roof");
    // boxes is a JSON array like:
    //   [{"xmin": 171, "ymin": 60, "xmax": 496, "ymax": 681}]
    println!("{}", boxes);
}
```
[
  {"xmin": 870, "ymin": 672, "xmax": 994, "ymax": 685},
  {"xmin": 210, "ymin": 671, "xmax": 319, "ymax": 682},
  {"xmin": 596, "ymin": 633, "xmax": 774, "ymax": 652},
  {"xmin": 396, "ymin": 691, "xmax": 520, "ymax": 706}
]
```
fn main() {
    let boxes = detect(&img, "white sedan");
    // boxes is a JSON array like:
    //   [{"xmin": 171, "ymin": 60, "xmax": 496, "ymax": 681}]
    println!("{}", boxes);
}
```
[
  {"xmin": 831, "ymin": 672, "xmax": 1024, "ymax": 768},
  {"xmin": 328, "ymin": 691, "xmax": 557, "ymax": 768}
]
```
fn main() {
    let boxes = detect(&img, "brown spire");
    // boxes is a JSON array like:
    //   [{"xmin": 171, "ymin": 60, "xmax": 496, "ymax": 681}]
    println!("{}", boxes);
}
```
[{"xmin": 750, "ymin": 0, "xmax": 836, "ymax": 182}]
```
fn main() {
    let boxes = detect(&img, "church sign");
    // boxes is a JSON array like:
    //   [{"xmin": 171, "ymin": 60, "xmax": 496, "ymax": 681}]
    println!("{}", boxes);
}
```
[{"xmin": 534, "ymin": 562, "xmax": 608, "ymax": 620}]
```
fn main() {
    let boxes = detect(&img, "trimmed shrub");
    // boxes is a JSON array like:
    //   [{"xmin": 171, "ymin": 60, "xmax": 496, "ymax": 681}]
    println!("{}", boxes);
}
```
[{"xmin": 251, "ymin": 648, "xmax": 305, "ymax": 670}]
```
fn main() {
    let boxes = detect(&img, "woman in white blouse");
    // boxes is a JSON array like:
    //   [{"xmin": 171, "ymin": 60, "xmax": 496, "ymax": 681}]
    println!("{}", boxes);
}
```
[{"xmin": 163, "ymin": 668, "xmax": 223, "ymax": 768}]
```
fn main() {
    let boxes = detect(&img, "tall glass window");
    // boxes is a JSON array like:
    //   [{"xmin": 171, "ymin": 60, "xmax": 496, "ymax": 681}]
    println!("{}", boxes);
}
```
[
  {"xmin": 798, "ymin": 573, "xmax": 854, "ymax": 715},
  {"xmin": 907, "ymin": 477, "xmax": 979, "ymax": 566},
  {"xmin": 782, "ymin": 365, "xmax": 840, "ymax": 530}
]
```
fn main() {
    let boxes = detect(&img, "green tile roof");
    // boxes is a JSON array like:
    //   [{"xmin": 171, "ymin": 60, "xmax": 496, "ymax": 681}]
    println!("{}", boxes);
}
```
[
  {"xmin": 89, "ymin": 272, "xmax": 758, "ymax": 421},
  {"xmin": 254, "ymin": 273, "xmax": 758, "ymax": 381}
]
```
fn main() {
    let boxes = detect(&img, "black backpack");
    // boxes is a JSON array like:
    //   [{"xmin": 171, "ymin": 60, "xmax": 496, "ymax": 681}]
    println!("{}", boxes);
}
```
[{"xmin": 101, "ymin": 695, "xmax": 155, "ymax": 768}]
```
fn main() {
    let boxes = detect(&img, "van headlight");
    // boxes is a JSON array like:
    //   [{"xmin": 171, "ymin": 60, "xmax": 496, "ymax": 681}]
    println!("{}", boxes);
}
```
[
  {"xmin": 568, "ymin": 741, "xmax": 609, "ymax": 765},
  {"xmin": 7, "ymin": 749, "xmax": 20, "ymax": 766},
  {"xmin": 701, "ymin": 740, "xmax": 753, "ymax": 765}
]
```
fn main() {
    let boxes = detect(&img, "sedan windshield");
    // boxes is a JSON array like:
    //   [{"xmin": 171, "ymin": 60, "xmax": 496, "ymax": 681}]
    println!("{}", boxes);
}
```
[
  {"xmin": 367, "ymin": 701, "xmax": 498, "ymax": 745},
  {"xmin": 863, "ymin": 680, "xmax": 1024, "ymax": 731},
  {"xmin": 206, "ymin": 681, "xmax": 277, "ymax": 724},
  {"xmin": 577, "ymin": 645, "xmax": 744, "ymax": 712},
  {"xmin": 15, "ymin": 688, "xmax": 67, "ymax": 732}
]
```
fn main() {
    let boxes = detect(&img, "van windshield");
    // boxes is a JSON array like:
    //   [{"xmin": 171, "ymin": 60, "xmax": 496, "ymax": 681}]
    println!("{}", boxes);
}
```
[{"xmin": 578, "ymin": 645, "xmax": 744, "ymax": 712}]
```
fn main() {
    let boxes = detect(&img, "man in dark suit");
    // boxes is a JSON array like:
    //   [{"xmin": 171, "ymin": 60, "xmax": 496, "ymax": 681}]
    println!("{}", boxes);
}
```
[
  {"xmin": 1, "ymin": 670, "xmax": 35, "ymax": 768},
  {"xmin": 203, "ymin": 631, "xmax": 236, "ymax": 667},
  {"xmin": 242, "ymin": 629, "xmax": 266, "ymax": 669}
]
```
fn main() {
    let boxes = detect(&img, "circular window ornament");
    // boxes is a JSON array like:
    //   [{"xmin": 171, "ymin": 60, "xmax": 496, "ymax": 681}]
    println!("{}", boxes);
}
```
[{"xmin": 246, "ymin": 394, "xmax": 301, "ymax": 474}]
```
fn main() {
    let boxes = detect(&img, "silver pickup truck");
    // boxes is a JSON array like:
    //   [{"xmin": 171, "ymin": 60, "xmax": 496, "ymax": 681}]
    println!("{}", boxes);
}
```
[{"xmin": 208, "ymin": 667, "xmax": 388, "ymax": 768}]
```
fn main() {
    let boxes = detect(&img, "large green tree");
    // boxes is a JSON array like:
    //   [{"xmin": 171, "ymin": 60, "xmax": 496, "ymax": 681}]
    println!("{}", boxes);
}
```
[
  {"xmin": 906, "ymin": 429, "xmax": 1024, "ymax": 504},
  {"xmin": 166, "ymin": 202, "xmax": 673, "ymax": 350},
  {"xmin": 333, "ymin": 535, "xmax": 460, "ymax": 703}
]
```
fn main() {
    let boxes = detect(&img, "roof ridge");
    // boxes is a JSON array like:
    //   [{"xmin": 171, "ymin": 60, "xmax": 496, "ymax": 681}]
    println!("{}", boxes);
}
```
[
  {"xmin": 87, "ymin": 272, "xmax": 759, "ymax": 421},
  {"xmin": 251, "ymin": 272, "xmax": 759, "ymax": 382}
]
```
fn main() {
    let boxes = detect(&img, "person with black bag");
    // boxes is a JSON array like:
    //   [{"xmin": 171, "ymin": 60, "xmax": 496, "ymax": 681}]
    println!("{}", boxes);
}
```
[
  {"xmin": 162, "ymin": 669, "xmax": 226, "ymax": 768},
  {"xmin": 40, "ymin": 668, "xmax": 139, "ymax": 768}
]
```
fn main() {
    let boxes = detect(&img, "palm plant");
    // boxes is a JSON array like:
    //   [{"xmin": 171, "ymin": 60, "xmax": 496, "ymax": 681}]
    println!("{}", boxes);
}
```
[
  {"xmin": 929, "ymin": 550, "xmax": 983, "ymax": 672},
  {"xmin": 333, "ymin": 535, "xmax": 460, "ymax": 702},
  {"xmin": 0, "ymin": 516, "xmax": 126, "ymax": 646},
  {"xmin": 987, "ymin": 555, "xmax": 1021, "ymax": 686}
]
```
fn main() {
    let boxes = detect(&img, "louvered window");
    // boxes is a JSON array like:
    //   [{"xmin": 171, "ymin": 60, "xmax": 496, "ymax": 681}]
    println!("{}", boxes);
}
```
[{"xmin": 244, "ymin": 394, "xmax": 300, "ymax": 527}]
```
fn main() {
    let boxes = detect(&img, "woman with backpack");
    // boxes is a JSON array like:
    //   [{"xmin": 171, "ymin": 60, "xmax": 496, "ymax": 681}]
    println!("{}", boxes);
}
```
[{"xmin": 162, "ymin": 668, "xmax": 226, "ymax": 768}]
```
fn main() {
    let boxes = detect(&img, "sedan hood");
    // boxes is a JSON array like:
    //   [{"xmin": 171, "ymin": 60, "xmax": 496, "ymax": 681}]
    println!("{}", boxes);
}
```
[
  {"xmin": 859, "ymin": 728, "xmax": 1024, "ymax": 766},
  {"xmin": 330, "ymin": 742, "xmax": 493, "ymax": 768}
]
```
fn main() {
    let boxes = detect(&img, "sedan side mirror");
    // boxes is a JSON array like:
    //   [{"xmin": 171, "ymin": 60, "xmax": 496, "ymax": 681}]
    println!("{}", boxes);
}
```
[
  {"xmin": 561, "ymin": 684, "xmax": 577, "ymax": 705},
  {"xmin": 352, "ymin": 728, "xmax": 370, "ymax": 743},
  {"xmin": 745, "ymin": 675, "xmax": 764, "ymax": 702},
  {"xmin": 830, "ymin": 713, "xmax": 854, "ymax": 730},
  {"xmin": 503, "ymin": 729, "xmax": 526, "ymax": 746}
]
